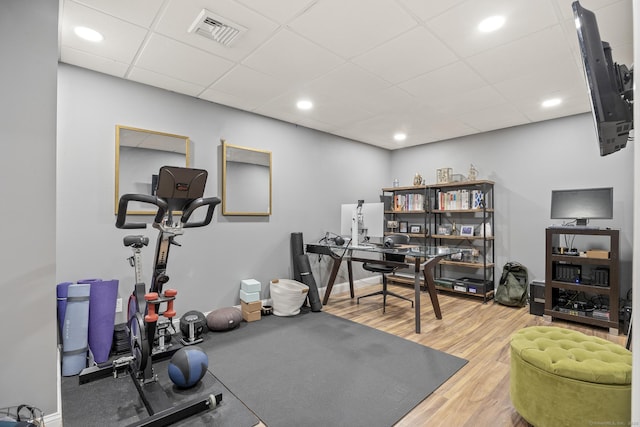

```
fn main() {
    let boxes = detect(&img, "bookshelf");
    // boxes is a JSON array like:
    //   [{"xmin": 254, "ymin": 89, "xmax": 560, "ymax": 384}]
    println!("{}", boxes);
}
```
[{"xmin": 382, "ymin": 180, "xmax": 495, "ymax": 302}]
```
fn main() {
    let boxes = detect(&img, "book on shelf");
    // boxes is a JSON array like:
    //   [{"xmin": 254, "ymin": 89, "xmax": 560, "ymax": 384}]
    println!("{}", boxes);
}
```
[
  {"xmin": 472, "ymin": 190, "xmax": 484, "ymax": 209},
  {"xmin": 435, "ymin": 189, "xmax": 481, "ymax": 210},
  {"xmin": 393, "ymin": 193, "xmax": 425, "ymax": 211}
]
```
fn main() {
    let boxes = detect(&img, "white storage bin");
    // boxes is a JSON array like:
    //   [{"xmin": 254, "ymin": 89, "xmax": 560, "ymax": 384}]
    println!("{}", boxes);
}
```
[{"xmin": 270, "ymin": 279, "xmax": 309, "ymax": 316}]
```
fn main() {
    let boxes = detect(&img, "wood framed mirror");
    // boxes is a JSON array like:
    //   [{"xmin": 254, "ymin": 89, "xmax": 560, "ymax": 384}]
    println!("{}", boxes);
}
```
[
  {"xmin": 222, "ymin": 140, "xmax": 272, "ymax": 216},
  {"xmin": 115, "ymin": 125, "xmax": 190, "ymax": 215}
]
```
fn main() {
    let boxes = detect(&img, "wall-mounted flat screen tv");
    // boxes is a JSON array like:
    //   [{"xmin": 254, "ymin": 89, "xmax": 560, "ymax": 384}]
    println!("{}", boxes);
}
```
[{"xmin": 572, "ymin": 1, "xmax": 633, "ymax": 156}]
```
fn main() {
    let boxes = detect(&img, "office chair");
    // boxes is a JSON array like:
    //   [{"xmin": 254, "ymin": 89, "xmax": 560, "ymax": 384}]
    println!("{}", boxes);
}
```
[{"xmin": 357, "ymin": 234, "xmax": 413, "ymax": 313}]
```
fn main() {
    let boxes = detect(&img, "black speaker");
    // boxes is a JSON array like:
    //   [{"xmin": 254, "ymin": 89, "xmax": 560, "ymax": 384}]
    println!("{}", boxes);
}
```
[{"xmin": 530, "ymin": 281, "xmax": 545, "ymax": 316}]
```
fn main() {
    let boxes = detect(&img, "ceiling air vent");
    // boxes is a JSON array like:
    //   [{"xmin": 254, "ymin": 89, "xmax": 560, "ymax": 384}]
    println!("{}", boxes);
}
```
[{"xmin": 188, "ymin": 9, "xmax": 246, "ymax": 47}]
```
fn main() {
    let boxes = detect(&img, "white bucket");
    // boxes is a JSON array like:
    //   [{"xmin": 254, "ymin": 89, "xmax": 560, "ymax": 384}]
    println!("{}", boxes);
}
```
[{"xmin": 270, "ymin": 279, "xmax": 309, "ymax": 316}]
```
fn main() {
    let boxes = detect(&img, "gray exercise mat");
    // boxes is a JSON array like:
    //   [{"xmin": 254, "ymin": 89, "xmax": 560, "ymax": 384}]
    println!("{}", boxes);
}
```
[{"xmin": 202, "ymin": 309, "xmax": 467, "ymax": 427}]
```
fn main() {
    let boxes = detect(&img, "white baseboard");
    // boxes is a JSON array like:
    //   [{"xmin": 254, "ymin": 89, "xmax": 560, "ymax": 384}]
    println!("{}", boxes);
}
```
[
  {"xmin": 44, "ymin": 412, "xmax": 63, "ymax": 427},
  {"xmin": 319, "ymin": 276, "xmax": 379, "ymax": 299}
]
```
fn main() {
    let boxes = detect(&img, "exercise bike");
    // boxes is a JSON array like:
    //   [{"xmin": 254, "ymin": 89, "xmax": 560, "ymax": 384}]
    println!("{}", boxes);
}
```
[{"xmin": 80, "ymin": 166, "xmax": 221, "ymax": 426}]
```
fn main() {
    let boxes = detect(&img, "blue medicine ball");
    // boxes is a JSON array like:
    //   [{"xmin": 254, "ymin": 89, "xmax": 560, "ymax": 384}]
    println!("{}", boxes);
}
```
[{"xmin": 168, "ymin": 346, "xmax": 208, "ymax": 388}]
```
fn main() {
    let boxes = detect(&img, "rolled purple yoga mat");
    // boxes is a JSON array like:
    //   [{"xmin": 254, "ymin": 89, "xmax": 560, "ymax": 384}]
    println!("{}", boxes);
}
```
[{"xmin": 78, "ymin": 279, "xmax": 119, "ymax": 364}]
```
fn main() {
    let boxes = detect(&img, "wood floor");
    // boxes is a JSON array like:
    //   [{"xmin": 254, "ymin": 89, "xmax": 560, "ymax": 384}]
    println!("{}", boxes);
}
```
[{"xmin": 320, "ymin": 283, "xmax": 627, "ymax": 427}]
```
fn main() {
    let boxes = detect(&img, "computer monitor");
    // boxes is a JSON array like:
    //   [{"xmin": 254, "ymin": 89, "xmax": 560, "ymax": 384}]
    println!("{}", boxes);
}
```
[
  {"xmin": 550, "ymin": 187, "xmax": 613, "ymax": 226},
  {"xmin": 340, "ymin": 202, "xmax": 384, "ymax": 244}
]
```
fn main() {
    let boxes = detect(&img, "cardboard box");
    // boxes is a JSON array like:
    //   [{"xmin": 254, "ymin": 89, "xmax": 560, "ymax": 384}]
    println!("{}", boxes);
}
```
[
  {"xmin": 240, "ymin": 289, "xmax": 260, "ymax": 303},
  {"xmin": 242, "ymin": 309, "xmax": 261, "ymax": 322},
  {"xmin": 241, "ymin": 279, "xmax": 262, "ymax": 293},
  {"xmin": 241, "ymin": 300, "xmax": 262, "ymax": 313},
  {"xmin": 586, "ymin": 250, "xmax": 609, "ymax": 259}
]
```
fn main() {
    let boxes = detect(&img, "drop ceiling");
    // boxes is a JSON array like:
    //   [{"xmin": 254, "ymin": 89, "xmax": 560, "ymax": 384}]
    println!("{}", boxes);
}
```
[{"xmin": 59, "ymin": 0, "xmax": 633, "ymax": 150}]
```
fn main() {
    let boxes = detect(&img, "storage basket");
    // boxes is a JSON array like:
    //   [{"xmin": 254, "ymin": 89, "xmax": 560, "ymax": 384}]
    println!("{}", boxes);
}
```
[{"xmin": 270, "ymin": 279, "xmax": 309, "ymax": 316}]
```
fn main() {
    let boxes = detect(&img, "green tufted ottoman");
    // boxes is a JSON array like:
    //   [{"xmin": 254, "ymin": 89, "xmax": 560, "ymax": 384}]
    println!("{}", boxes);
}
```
[{"xmin": 510, "ymin": 326, "xmax": 631, "ymax": 427}]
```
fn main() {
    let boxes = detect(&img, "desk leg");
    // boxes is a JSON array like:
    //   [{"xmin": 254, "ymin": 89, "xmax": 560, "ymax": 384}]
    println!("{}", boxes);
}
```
[
  {"xmin": 347, "ymin": 260, "xmax": 354, "ymax": 299},
  {"xmin": 322, "ymin": 256, "xmax": 343, "ymax": 305},
  {"xmin": 422, "ymin": 256, "xmax": 443, "ymax": 320},
  {"xmin": 414, "ymin": 259, "xmax": 421, "ymax": 334}
]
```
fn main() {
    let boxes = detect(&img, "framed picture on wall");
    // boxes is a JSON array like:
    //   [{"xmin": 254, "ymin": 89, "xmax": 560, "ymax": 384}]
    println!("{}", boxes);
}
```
[{"xmin": 399, "ymin": 221, "xmax": 408, "ymax": 233}]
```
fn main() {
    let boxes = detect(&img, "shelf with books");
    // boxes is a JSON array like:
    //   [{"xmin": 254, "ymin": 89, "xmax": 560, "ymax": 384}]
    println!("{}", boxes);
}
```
[
  {"xmin": 430, "ymin": 180, "xmax": 494, "ymax": 302},
  {"xmin": 381, "ymin": 180, "xmax": 495, "ymax": 302}
]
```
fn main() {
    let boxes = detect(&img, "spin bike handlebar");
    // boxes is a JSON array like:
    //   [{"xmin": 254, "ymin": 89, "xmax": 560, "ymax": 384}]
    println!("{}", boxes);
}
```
[
  {"xmin": 116, "ymin": 194, "xmax": 221, "ymax": 229},
  {"xmin": 181, "ymin": 197, "xmax": 221, "ymax": 228},
  {"xmin": 116, "ymin": 194, "xmax": 168, "ymax": 229}
]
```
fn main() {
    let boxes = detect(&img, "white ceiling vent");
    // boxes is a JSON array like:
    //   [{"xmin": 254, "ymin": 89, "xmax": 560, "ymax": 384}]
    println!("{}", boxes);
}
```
[{"xmin": 188, "ymin": 9, "xmax": 246, "ymax": 47}]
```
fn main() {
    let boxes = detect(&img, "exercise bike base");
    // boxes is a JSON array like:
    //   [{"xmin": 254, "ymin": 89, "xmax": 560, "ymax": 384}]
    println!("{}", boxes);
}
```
[
  {"xmin": 127, "ymin": 373, "xmax": 222, "ymax": 427},
  {"xmin": 78, "ymin": 346, "xmax": 179, "ymax": 385},
  {"xmin": 127, "ymin": 392, "xmax": 222, "ymax": 427}
]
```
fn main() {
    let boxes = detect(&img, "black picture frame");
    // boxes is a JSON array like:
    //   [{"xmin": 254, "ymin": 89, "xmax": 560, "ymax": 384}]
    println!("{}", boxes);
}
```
[
  {"xmin": 410, "ymin": 224, "xmax": 421, "ymax": 233},
  {"xmin": 399, "ymin": 221, "xmax": 408, "ymax": 233}
]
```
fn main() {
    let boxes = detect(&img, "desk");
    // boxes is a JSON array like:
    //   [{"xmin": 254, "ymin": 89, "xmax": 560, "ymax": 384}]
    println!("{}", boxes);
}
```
[{"xmin": 306, "ymin": 242, "xmax": 456, "ymax": 333}]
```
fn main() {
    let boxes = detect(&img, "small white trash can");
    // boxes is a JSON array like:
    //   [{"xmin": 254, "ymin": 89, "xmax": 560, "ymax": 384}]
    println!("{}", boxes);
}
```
[{"xmin": 270, "ymin": 279, "xmax": 309, "ymax": 316}]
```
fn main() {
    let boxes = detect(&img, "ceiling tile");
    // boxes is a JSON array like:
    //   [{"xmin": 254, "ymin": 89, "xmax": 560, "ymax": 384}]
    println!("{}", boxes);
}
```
[
  {"xmin": 398, "ymin": 61, "xmax": 487, "ymax": 99},
  {"xmin": 135, "ymin": 34, "xmax": 235, "ymax": 87},
  {"xmin": 466, "ymin": 26, "xmax": 573, "ymax": 85},
  {"xmin": 457, "ymin": 104, "xmax": 530, "ymax": 132},
  {"xmin": 426, "ymin": 86, "xmax": 509, "ymax": 116},
  {"xmin": 242, "ymin": 29, "xmax": 344, "ymax": 85},
  {"xmin": 67, "ymin": 0, "xmax": 165, "ymax": 27},
  {"xmin": 352, "ymin": 26, "xmax": 459, "ymax": 84},
  {"xmin": 235, "ymin": 0, "xmax": 318, "ymax": 24},
  {"xmin": 492, "ymin": 57, "xmax": 586, "ymax": 102},
  {"xmin": 397, "ymin": 0, "xmax": 467, "ymax": 22},
  {"xmin": 301, "ymin": 63, "xmax": 391, "ymax": 102},
  {"xmin": 128, "ymin": 67, "xmax": 206, "ymax": 97},
  {"xmin": 352, "ymin": 86, "xmax": 421, "ymax": 116},
  {"xmin": 61, "ymin": 1, "xmax": 149, "ymax": 63},
  {"xmin": 254, "ymin": 91, "xmax": 374, "ymax": 128},
  {"xmin": 207, "ymin": 65, "xmax": 291, "ymax": 106},
  {"xmin": 426, "ymin": 0, "xmax": 560, "ymax": 58},
  {"xmin": 60, "ymin": 47, "xmax": 130, "ymax": 78},
  {"xmin": 287, "ymin": 0, "xmax": 418, "ymax": 58}
]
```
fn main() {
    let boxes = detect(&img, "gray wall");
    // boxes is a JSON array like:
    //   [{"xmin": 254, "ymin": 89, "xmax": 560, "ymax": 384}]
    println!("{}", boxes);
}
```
[
  {"xmin": 0, "ymin": 0, "xmax": 58, "ymax": 415},
  {"xmin": 57, "ymin": 64, "xmax": 635, "ymax": 321},
  {"xmin": 57, "ymin": 64, "xmax": 390, "ymax": 322},
  {"xmin": 390, "ymin": 115, "xmax": 634, "ymax": 297}
]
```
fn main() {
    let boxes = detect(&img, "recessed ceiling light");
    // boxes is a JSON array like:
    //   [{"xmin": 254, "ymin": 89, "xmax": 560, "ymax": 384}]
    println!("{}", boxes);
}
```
[
  {"xmin": 296, "ymin": 100, "xmax": 313, "ymax": 110},
  {"xmin": 542, "ymin": 98, "xmax": 562, "ymax": 108},
  {"xmin": 393, "ymin": 132, "xmax": 407, "ymax": 142},
  {"xmin": 74, "ymin": 26, "xmax": 103, "ymax": 42},
  {"xmin": 478, "ymin": 15, "xmax": 505, "ymax": 33}
]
